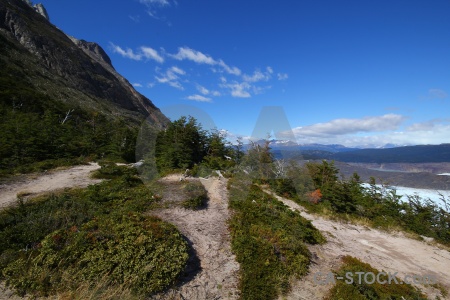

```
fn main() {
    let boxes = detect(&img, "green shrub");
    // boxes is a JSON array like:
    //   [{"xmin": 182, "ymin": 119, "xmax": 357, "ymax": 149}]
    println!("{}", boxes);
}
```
[
  {"xmin": 267, "ymin": 178, "xmax": 297, "ymax": 199},
  {"xmin": 228, "ymin": 176, "xmax": 325, "ymax": 299},
  {"xmin": 0, "ymin": 167, "xmax": 187, "ymax": 298},
  {"xmin": 3, "ymin": 214, "xmax": 189, "ymax": 297},
  {"xmin": 304, "ymin": 161, "xmax": 450, "ymax": 245},
  {"xmin": 325, "ymin": 256, "xmax": 427, "ymax": 300}
]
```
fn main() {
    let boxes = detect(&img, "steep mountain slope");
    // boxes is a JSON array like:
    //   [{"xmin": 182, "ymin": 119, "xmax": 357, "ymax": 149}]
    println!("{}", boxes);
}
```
[
  {"xmin": 0, "ymin": 0, "xmax": 168, "ymax": 125},
  {"xmin": 0, "ymin": 0, "xmax": 168, "ymax": 172}
]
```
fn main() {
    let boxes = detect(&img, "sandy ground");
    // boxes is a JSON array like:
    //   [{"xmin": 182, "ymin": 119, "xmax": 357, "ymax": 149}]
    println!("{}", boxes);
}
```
[
  {"xmin": 262, "ymin": 190, "xmax": 450, "ymax": 300},
  {"xmin": 152, "ymin": 175, "xmax": 240, "ymax": 300},
  {"xmin": 0, "ymin": 163, "xmax": 102, "ymax": 208}
]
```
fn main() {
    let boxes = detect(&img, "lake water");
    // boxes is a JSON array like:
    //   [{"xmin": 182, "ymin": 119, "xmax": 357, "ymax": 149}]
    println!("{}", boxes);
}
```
[{"xmin": 361, "ymin": 183, "xmax": 450, "ymax": 210}]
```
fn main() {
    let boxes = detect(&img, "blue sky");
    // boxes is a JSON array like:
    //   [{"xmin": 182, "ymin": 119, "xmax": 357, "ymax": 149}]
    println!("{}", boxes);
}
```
[{"xmin": 39, "ymin": 0, "xmax": 450, "ymax": 147}]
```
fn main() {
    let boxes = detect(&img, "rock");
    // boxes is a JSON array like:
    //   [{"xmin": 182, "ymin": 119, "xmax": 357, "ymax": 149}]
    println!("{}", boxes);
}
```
[
  {"xmin": 33, "ymin": 3, "xmax": 49, "ymax": 20},
  {"xmin": 21, "ymin": 0, "xmax": 49, "ymax": 20}
]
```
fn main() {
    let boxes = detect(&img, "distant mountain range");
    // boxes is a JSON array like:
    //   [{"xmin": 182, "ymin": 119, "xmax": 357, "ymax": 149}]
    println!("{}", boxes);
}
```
[{"xmin": 264, "ymin": 140, "xmax": 450, "ymax": 163}]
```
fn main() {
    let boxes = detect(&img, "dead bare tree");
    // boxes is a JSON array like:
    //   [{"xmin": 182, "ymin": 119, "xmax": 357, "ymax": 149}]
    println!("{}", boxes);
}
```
[
  {"xmin": 273, "ymin": 159, "xmax": 287, "ymax": 178},
  {"xmin": 61, "ymin": 109, "xmax": 74, "ymax": 124}
]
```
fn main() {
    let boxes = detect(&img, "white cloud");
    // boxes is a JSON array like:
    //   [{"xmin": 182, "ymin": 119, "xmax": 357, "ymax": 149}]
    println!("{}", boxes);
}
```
[
  {"xmin": 406, "ymin": 119, "xmax": 450, "ymax": 132},
  {"xmin": 293, "ymin": 114, "xmax": 407, "ymax": 137},
  {"xmin": 172, "ymin": 47, "xmax": 215, "ymax": 64},
  {"xmin": 186, "ymin": 94, "xmax": 212, "ymax": 102},
  {"xmin": 155, "ymin": 66, "xmax": 186, "ymax": 90},
  {"xmin": 171, "ymin": 47, "xmax": 241, "ymax": 75},
  {"xmin": 132, "ymin": 83, "xmax": 143, "ymax": 87},
  {"xmin": 167, "ymin": 81, "xmax": 184, "ymax": 90},
  {"xmin": 218, "ymin": 60, "xmax": 241, "ymax": 76},
  {"xmin": 277, "ymin": 73, "xmax": 288, "ymax": 80},
  {"xmin": 110, "ymin": 43, "xmax": 164, "ymax": 63},
  {"xmin": 110, "ymin": 43, "xmax": 142, "ymax": 60},
  {"xmin": 140, "ymin": 0, "xmax": 171, "ymax": 6},
  {"xmin": 170, "ymin": 66, "xmax": 185, "ymax": 75},
  {"xmin": 140, "ymin": 46, "xmax": 164, "ymax": 63},
  {"xmin": 111, "ymin": 43, "xmax": 279, "ymax": 99},
  {"xmin": 243, "ymin": 67, "xmax": 272, "ymax": 83},
  {"xmin": 289, "ymin": 114, "xmax": 450, "ymax": 147},
  {"xmin": 220, "ymin": 81, "xmax": 251, "ymax": 98},
  {"xmin": 197, "ymin": 85, "xmax": 209, "ymax": 95},
  {"xmin": 196, "ymin": 85, "xmax": 221, "ymax": 97}
]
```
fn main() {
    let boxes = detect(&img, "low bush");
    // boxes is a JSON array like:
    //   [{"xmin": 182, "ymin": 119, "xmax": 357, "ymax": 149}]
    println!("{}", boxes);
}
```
[
  {"xmin": 325, "ymin": 256, "xmax": 427, "ymax": 300},
  {"xmin": 0, "ymin": 164, "xmax": 189, "ymax": 297},
  {"xmin": 3, "ymin": 214, "xmax": 188, "ymax": 297},
  {"xmin": 228, "ymin": 175, "xmax": 325, "ymax": 299}
]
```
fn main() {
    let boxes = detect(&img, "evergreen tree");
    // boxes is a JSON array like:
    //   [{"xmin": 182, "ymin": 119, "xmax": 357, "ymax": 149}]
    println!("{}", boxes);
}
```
[{"xmin": 155, "ymin": 116, "xmax": 207, "ymax": 172}]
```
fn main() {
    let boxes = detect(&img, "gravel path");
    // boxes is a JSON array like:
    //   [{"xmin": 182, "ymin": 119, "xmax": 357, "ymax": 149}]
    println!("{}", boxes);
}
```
[
  {"xmin": 0, "ymin": 163, "xmax": 102, "ymax": 208},
  {"xmin": 152, "ymin": 176, "xmax": 240, "ymax": 300}
]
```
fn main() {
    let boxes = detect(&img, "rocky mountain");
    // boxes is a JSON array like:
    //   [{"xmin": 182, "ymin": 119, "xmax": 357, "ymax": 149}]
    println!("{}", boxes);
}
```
[
  {"xmin": 0, "ymin": 0, "xmax": 170, "ymax": 173},
  {"xmin": 0, "ymin": 0, "xmax": 168, "ymax": 126}
]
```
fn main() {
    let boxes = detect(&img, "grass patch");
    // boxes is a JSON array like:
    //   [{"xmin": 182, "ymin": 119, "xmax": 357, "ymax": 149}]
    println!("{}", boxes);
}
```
[
  {"xmin": 228, "ymin": 174, "xmax": 325, "ymax": 300},
  {"xmin": 0, "ymin": 164, "xmax": 189, "ymax": 298},
  {"xmin": 325, "ymin": 256, "xmax": 427, "ymax": 300}
]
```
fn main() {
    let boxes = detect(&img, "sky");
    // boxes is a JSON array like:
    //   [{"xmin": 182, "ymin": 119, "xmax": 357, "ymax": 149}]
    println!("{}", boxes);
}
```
[{"xmin": 38, "ymin": 0, "xmax": 450, "ymax": 147}]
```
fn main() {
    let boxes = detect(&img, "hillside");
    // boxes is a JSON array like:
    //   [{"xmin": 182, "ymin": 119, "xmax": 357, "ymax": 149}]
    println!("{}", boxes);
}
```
[
  {"xmin": 0, "ymin": 0, "xmax": 167, "ymax": 123},
  {"xmin": 0, "ymin": 0, "xmax": 168, "ymax": 173},
  {"xmin": 331, "ymin": 144, "xmax": 450, "ymax": 163}
]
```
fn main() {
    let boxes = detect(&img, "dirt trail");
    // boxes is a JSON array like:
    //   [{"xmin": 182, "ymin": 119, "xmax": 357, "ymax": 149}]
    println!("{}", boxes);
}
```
[
  {"xmin": 152, "ymin": 176, "xmax": 240, "ymax": 300},
  {"xmin": 263, "ymin": 190, "xmax": 450, "ymax": 300},
  {"xmin": 0, "ymin": 163, "xmax": 102, "ymax": 208}
]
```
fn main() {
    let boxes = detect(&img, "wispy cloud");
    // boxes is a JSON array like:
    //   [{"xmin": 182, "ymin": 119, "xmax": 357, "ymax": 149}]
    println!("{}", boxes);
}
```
[
  {"xmin": 139, "ymin": 0, "xmax": 175, "ymax": 19},
  {"xmin": 186, "ymin": 94, "xmax": 212, "ymax": 102},
  {"xmin": 140, "ymin": 0, "xmax": 171, "ymax": 6},
  {"xmin": 220, "ymin": 78, "xmax": 251, "ymax": 98},
  {"xmin": 129, "ymin": 15, "xmax": 140, "ymax": 23},
  {"xmin": 133, "ymin": 83, "xmax": 143, "ymax": 87},
  {"xmin": 110, "ymin": 43, "xmax": 164, "ymax": 63},
  {"xmin": 217, "ymin": 60, "xmax": 241, "ymax": 76},
  {"xmin": 110, "ymin": 43, "xmax": 142, "ymax": 60},
  {"xmin": 243, "ymin": 67, "xmax": 272, "ymax": 83},
  {"xmin": 197, "ymin": 85, "xmax": 209, "ymax": 95},
  {"xmin": 293, "ymin": 114, "xmax": 407, "ymax": 137},
  {"xmin": 277, "ymin": 73, "xmax": 288, "ymax": 80},
  {"xmin": 171, "ymin": 47, "xmax": 241, "ymax": 75},
  {"xmin": 172, "ymin": 47, "xmax": 215, "ymax": 64},
  {"xmin": 141, "ymin": 46, "xmax": 164, "ymax": 63},
  {"xmin": 196, "ymin": 85, "xmax": 221, "ymax": 97},
  {"xmin": 155, "ymin": 66, "xmax": 186, "ymax": 90},
  {"xmin": 111, "ymin": 43, "xmax": 287, "ymax": 99}
]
